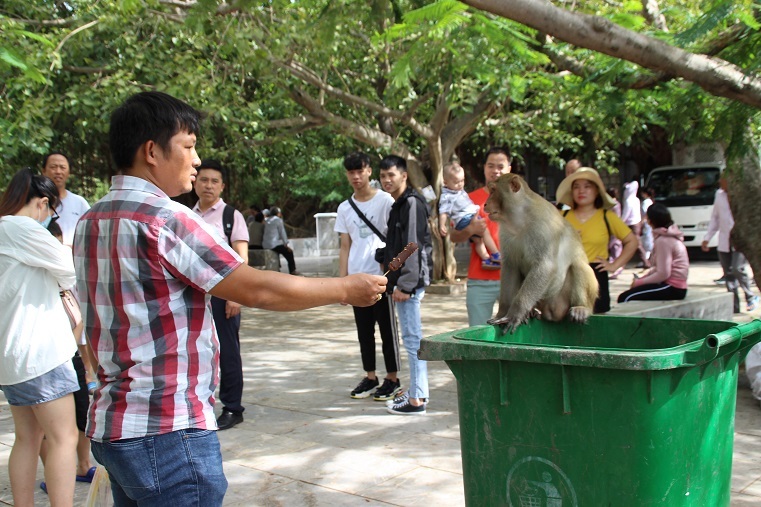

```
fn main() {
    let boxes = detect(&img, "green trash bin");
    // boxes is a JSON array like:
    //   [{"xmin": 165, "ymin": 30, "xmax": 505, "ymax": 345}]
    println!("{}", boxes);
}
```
[{"xmin": 419, "ymin": 316, "xmax": 761, "ymax": 507}]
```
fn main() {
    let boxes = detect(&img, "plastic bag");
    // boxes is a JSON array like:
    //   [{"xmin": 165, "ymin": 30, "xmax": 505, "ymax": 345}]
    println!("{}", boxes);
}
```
[
  {"xmin": 85, "ymin": 465, "xmax": 113, "ymax": 507},
  {"xmin": 746, "ymin": 342, "xmax": 761, "ymax": 401}
]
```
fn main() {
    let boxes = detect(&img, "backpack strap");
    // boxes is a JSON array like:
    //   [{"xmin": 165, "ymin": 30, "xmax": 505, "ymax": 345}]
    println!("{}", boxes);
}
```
[
  {"xmin": 348, "ymin": 197, "xmax": 386, "ymax": 242},
  {"xmin": 222, "ymin": 204, "xmax": 235, "ymax": 246}
]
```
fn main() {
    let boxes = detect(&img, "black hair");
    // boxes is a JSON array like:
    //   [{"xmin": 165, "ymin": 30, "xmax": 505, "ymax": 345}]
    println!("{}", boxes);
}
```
[
  {"xmin": 42, "ymin": 151, "xmax": 70, "ymax": 169},
  {"xmin": 646, "ymin": 203, "xmax": 673, "ymax": 229},
  {"xmin": 47, "ymin": 219, "xmax": 63, "ymax": 238},
  {"xmin": 484, "ymin": 146, "xmax": 511, "ymax": 163},
  {"xmin": 606, "ymin": 186, "xmax": 619, "ymax": 200},
  {"xmin": 343, "ymin": 152, "xmax": 371, "ymax": 170},
  {"xmin": 197, "ymin": 159, "xmax": 227, "ymax": 183},
  {"xmin": 109, "ymin": 91, "xmax": 201, "ymax": 170},
  {"xmin": 0, "ymin": 168, "xmax": 60, "ymax": 217},
  {"xmin": 379, "ymin": 155, "xmax": 407, "ymax": 172}
]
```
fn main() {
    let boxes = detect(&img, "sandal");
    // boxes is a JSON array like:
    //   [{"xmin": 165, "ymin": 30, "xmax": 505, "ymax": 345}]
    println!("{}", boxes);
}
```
[{"xmin": 76, "ymin": 466, "xmax": 97, "ymax": 483}]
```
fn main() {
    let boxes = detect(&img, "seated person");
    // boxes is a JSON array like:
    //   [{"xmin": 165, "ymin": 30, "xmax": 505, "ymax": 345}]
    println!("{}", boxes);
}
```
[
  {"xmin": 618, "ymin": 203, "xmax": 689, "ymax": 303},
  {"xmin": 248, "ymin": 211, "xmax": 264, "ymax": 249}
]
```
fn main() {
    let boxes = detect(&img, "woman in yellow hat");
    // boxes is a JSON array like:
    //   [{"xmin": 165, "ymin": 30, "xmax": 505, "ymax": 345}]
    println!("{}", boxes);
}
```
[{"xmin": 556, "ymin": 167, "xmax": 639, "ymax": 313}]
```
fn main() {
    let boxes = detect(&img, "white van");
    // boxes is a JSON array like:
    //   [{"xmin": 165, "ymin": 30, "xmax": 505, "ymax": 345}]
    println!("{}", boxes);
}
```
[{"xmin": 644, "ymin": 162, "xmax": 724, "ymax": 248}]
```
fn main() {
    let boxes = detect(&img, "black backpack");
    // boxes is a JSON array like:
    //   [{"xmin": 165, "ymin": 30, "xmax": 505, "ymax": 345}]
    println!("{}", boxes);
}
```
[{"xmin": 222, "ymin": 204, "xmax": 235, "ymax": 246}]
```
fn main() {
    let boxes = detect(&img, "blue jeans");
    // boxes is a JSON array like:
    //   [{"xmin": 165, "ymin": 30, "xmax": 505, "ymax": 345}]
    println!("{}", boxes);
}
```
[
  {"xmin": 91, "ymin": 429, "xmax": 227, "ymax": 507},
  {"xmin": 466, "ymin": 279, "xmax": 500, "ymax": 326},
  {"xmin": 396, "ymin": 290, "xmax": 428, "ymax": 400}
]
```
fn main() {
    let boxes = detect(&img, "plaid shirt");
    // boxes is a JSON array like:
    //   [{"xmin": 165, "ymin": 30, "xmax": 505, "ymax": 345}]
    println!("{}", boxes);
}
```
[{"xmin": 73, "ymin": 176, "xmax": 242, "ymax": 441}]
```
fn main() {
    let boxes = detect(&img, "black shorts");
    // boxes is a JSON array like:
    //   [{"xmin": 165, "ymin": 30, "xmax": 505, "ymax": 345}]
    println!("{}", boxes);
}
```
[{"xmin": 72, "ymin": 353, "xmax": 89, "ymax": 432}]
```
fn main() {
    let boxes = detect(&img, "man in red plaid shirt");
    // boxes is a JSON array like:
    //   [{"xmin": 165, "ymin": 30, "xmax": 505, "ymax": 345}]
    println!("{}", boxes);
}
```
[{"xmin": 73, "ymin": 91, "xmax": 386, "ymax": 507}]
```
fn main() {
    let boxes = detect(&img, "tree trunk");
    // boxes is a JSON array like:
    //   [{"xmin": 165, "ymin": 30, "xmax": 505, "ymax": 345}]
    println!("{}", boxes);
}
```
[{"xmin": 727, "ymin": 148, "xmax": 761, "ymax": 288}]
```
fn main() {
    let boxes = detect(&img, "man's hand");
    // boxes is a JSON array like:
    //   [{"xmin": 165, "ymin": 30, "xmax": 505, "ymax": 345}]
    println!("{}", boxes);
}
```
[
  {"xmin": 343, "ymin": 273, "xmax": 388, "ymax": 307},
  {"xmin": 701, "ymin": 240, "xmax": 710, "ymax": 252},
  {"xmin": 450, "ymin": 215, "xmax": 487, "ymax": 243},
  {"xmin": 392, "ymin": 287, "xmax": 411, "ymax": 303},
  {"xmin": 226, "ymin": 300, "xmax": 242, "ymax": 318}
]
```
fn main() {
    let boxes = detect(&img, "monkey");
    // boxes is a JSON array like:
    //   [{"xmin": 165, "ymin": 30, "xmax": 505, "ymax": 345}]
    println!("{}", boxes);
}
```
[{"xmin": 483, "ymin": 173, "xmax": 598, "ymax": 332}]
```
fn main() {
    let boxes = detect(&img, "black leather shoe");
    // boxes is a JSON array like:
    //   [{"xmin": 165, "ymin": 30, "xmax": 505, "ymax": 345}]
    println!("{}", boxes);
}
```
[{"xmin": 216, "ymin": 410, "xmax": 243, "ymax": 430}]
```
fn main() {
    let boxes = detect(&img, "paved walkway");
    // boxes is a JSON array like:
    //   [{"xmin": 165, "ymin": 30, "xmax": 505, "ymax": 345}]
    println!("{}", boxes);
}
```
[{"xmin": 1, "ymin": 257, "xmax": 760, "ymax": 506}]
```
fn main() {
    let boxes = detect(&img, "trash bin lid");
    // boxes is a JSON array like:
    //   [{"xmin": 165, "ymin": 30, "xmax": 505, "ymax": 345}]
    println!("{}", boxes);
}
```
[{"xmin": 420, "ymin": 316, "xmax": 761, "ymax": 371}]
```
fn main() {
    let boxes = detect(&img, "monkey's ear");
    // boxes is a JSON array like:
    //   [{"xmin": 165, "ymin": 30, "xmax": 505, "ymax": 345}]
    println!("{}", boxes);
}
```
[
  {"xmin": 487, "ymin": 181, "xmax": 497, "ymax": 194},
  {"xmin": 509, "ymin": 176, "xmax": 522, "ymax": 194}
]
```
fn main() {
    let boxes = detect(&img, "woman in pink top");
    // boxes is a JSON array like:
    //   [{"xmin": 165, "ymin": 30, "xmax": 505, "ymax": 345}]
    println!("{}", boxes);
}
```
[{"xmin": 618, "ymin": 203, "xmax": 689, "ymax": 302}]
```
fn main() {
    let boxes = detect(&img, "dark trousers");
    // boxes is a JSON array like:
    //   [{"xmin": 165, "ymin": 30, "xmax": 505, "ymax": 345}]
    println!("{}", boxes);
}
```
[
  {"xmin": 72, "ymin": 353, "xmax": 89, "ymax": 432},
  {"xmin": 211, "ymin": 296, "xmax": 244, "ymax": 414},
  {"xmin": 591, "ymin": 263, "xmax": 610, "ymax": 314},
  {"xmin": 271, "ymin": 245, "xmax": 297, "ymax": 273},
  {"xmin": 352, "ymin": 293, "xmax": 400, "ymax": 374},
  {"xmin": 618, "ymin": 282, "xmax": 687, "ymax": 303}
]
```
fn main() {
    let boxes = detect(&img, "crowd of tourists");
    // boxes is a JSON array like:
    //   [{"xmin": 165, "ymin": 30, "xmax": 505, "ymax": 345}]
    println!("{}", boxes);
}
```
[{"xmin": 1, "ymin": 90, "xmax": 758, "ymax": 507}]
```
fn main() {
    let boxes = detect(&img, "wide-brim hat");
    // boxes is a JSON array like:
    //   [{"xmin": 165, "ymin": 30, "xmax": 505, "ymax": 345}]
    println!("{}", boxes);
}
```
[{"xmin": 556, "ymin": 167, "xmax": 617, "ymax": 210}]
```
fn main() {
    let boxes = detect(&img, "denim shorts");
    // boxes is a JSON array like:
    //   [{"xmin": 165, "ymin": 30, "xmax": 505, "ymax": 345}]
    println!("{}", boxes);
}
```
[
  {"xmin": 0, "ymin": 360, "xmax": 79, "ymax": 406},
  {"xmin": 455, "ymin": 213, "xmax": 475, "ymax": 231}
]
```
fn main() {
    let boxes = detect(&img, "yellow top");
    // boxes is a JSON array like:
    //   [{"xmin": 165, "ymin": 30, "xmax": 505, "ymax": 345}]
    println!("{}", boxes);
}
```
[{"xmin": 563, "ymin": 209, "xmax": 632, "ymax": 263}]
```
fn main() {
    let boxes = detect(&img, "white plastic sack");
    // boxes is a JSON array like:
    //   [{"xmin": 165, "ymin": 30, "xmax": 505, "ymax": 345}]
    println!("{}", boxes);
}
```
[
  {"xmin": 746, "ymin": 342, "xmax": 761, "ymax": 401},
  {"xmin": 85, "ymin": 465, "xmax": 114, "ymax": 507}
]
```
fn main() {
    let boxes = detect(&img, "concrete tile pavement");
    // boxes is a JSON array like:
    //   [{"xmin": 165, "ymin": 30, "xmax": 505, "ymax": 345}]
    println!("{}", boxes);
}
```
[{"xmin": 1, "ymin": 256, "xmax": 760, "ymax": 506}]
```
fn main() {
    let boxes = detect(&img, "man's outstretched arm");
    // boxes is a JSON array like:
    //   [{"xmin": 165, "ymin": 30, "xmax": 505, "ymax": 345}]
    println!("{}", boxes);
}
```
[{"xmin": 210, "ymin": 265, "xmax": 386, "ymax": 311}]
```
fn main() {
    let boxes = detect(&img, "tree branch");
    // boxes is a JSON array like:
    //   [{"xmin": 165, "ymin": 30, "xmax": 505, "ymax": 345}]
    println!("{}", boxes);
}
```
[
  {"xmin": 264, "ymin": 115, "xmax": 325, "ymax": 129},
  {"xmin": 157, "ymin": 0, "xmax": 242, "ymax": 15},
  {"xmin": 51, "ymin": 20, "xmax": 99, "ymax": 70},
  {"xmin": 441, "ymin": 95, "xmax": 498, "ymax": 162},
  {"xmin": 5, "ymin": 17, "xmax": 76, "ymax": 27},
  {"xmin": 279, "ymin": 59, "xmax": 434, "ymax": 139},
  {"xmin": 535, "ymin": 32, "xmax": 673, "ymax": 89},
  {"xmin": 429, "ymin": 80, "xmax": 452, "ymax": 135},
  {"xmin": 464, "ymin": 0, "xmax": 761, "ymax": 109},
  {"xmin": 62, "ymin": 65, "xmax": 112, "ymax": 75},
  {"xmin": 642, "ymin": 0, "xmax": 668, "ymax": 32}
]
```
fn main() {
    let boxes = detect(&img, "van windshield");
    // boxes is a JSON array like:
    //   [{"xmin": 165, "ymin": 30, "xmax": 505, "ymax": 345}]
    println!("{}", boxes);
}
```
[{"xmin": 647, "ymin": 167, "xmax": 721, "ymax": 207}]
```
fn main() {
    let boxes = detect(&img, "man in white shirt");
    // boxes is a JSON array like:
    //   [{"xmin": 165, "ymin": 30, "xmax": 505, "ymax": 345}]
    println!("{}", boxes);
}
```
[
  {"xmin": 42, "ymin": 152, "xmax": 91, "ymax": 247},
  {"xmin": 701, "ymin": 176, "xmax": 759, "ymax": 312},
  {"xmin": 335, "ymin": 152, "xmax": 401, "ymax": 401},
  {"xmin": 43, "ymin": 152, "xmax": 95, "ymax": 374},
  {"xmin": 192, "ymin": 160, "xmax": 250, "ymax": 430}
]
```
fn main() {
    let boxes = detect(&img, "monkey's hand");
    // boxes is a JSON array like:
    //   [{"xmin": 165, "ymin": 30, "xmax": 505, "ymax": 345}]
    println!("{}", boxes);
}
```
[{"xmin": 487, "ymin": 313, "xmax": 529, "ymax": 334}]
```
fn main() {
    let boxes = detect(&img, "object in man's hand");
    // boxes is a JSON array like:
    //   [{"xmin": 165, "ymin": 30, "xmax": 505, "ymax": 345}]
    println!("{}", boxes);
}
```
[{"xmin": 385, "ymin": 242, "xmax": 418, "ymax": 274}]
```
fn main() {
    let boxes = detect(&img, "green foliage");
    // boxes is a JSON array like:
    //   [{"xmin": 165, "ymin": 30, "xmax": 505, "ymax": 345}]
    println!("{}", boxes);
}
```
[{"xmin": 3, "ymin": 0, "xmax": 761, "ymax": 219}]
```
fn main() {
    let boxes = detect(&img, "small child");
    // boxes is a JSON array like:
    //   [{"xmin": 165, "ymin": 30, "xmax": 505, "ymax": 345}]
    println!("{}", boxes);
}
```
[{"xmin": 438, "ymin": 162, "xmax": 501, "ymax": 270}]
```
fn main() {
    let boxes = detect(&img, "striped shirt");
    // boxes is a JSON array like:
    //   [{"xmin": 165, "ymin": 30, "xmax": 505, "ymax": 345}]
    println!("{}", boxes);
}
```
[{"xmin": 73, "ymin": 176, "xmax": 242, "ymax": 441}]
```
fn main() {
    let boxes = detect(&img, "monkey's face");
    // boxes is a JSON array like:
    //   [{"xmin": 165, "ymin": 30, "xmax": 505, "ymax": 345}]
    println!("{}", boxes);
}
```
[
  {"xmin": 484, "ymin": 181, "xmax": 503, "ymax": 220},
  {"xmin": 484, "ymin": 175, "xmax": 524, "ymax": 223}
]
